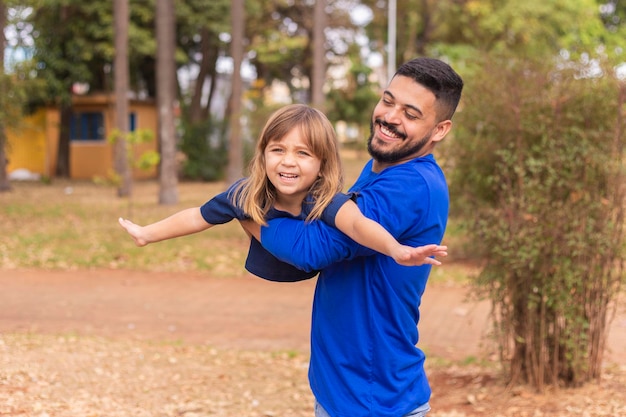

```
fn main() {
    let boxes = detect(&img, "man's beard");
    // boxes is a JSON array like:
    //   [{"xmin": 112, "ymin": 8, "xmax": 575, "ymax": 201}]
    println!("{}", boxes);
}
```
[{"xmin": 367, "ymin": 119, "xmax": 432, "ymax": 164}]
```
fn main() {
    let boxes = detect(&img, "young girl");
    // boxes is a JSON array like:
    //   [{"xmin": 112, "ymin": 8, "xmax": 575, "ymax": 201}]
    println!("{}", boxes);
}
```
[{"xmin": 119, "ymin": 104, "xmax": 446, "ymax": 281}]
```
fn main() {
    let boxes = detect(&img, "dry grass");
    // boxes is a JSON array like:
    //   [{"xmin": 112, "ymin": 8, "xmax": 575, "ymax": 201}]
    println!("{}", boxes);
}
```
[
  {"xmin": 1, "ymin": 331, "xmax": 624, "ymax": 417},
  {"xmin": 0, "ymin": 178, "xmax": 251, "ymax": 276}
]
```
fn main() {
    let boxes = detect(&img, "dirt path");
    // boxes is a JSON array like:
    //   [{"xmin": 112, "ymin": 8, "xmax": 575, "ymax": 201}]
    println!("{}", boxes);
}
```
[
  {"xmin": 1, "ymin": 268, "xmax": 625, "ymax": 363},
  {"xmin": 0, "ymin": 268, "xmax": 496, "ymax": 359}
]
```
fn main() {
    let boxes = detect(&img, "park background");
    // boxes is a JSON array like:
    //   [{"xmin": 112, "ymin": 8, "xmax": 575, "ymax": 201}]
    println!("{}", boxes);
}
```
[{"xmin": 1, "ymin": 1, "xmax": 625, "ymax": 416}]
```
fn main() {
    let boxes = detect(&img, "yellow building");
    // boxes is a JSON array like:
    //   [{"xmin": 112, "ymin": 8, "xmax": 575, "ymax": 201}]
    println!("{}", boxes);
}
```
[{"xmin": 6, "ymin": 94, "xmax": 158, "ymax": 180}]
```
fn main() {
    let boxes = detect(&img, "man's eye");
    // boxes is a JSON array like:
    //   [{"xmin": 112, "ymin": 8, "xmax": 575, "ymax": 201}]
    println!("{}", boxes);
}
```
[{"xmin": 405, "ymin": 112, "xmax": 418, "ymax": 120}]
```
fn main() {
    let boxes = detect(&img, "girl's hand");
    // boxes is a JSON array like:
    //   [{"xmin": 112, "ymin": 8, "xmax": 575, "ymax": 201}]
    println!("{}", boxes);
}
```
[
  {"xmin": 392, "ymin": 244, "xmax": 448, "ymax": 266},
  {"xmin": 118, "ymin": 217, "xmax": 149, "ymax": 247}
]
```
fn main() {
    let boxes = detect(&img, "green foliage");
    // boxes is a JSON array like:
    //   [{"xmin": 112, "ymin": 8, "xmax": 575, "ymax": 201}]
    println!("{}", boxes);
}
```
[
  {"xmin": 0, "ymin": 181, "xmax": 250, "ymax": 275},
  {"xmin": 98, "ymin": 128, "xmax": 159, "ymax": 186},
  {"xmin": 245, "ymin": 0, "xmax": 355, "ymax": 96},
  {"xmin": 362, "ymin": 0, "xmax": 622, "ymax": 72},
  {"xmin": 447, "ymin": 53, "xmax": 625, "ymax": 389},
  {"xmin": 0, "ymin": 73, "xmax": 27, "ymax": 130},
  {"xmin": 25, "ymin": 0, "xmax": 114, "ymax": 105},
  {"xmin": 325, "ymin": 48, "xmax": 380, "ymax": 130},
  {"xmin": 461, "ymin": 0, "xmax": 602, "ymax": 54},
  {"xmin": 179, "ymin": 117, "xmax": 228, "ymax": 181}
]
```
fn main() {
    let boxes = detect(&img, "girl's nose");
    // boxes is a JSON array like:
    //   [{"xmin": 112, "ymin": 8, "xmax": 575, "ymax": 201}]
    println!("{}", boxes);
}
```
[{"xmin": 280, "ymin": 152, "xmax": 296, "ymax": 166}]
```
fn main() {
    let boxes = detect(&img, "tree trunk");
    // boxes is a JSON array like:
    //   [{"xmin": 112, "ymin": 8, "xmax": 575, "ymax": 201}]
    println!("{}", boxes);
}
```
[
  {"xmin": 55, "ymin": 103, "xmax": 72, "ymax": 178},
  {"xmin": 189, "ymin": 28, "xmax": 212, "ymax": 124},
  {"xmin": 226, "ymin": 0, "xmax": 245, "ymax": 184},
  {"xmin": 0, "ymin": 131, "xmax": 10, "ymax": 192},
  {"xmin": 204, "ymin": 46, "xmax": 219, "ymax": 121},
  {"xmin": 311, "ymin": 0, "xmax": 326, "ymax": 111},
  {"xmin": 156, "ymin": 0, "xmax": 178, "ymax": 204},
  {"xmin": 0, "ymin": 1, "xmax": 10, "ymax": 192},
  {"xmin": 114, "ymin": 0, "xmax": 132, "ymax": 197}
]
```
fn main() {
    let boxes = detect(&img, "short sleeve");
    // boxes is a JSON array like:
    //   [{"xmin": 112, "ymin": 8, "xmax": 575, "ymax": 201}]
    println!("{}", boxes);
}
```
[
  {"xmin": 320, "ymin": 192, "xmax": 355, "ymax": 228},
  {"xmin": 199, "ymin": 182, "xmax": 248, "ymax": 225}
]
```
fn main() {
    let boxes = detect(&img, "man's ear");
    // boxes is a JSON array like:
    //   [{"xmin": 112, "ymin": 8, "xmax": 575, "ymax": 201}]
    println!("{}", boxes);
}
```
[{"xmin": 431, "ymin": 120, "xmax": 452, "ymax": 144}]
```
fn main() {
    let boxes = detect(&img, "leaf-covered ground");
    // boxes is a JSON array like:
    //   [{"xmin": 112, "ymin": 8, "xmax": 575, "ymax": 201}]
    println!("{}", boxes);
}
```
[{"xmin": 1, "ymin": 269, "xmax": 624, "ymax": 417}]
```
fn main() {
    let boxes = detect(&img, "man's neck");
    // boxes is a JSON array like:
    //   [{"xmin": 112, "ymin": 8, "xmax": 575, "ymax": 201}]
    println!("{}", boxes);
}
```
[{"xmin": 371, "ymin": 153, "xmax": 431, "ymax": 173}]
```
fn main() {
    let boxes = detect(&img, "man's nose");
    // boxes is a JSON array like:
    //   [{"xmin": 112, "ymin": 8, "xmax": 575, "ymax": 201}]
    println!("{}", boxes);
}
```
[{"xmin": 384, "ymin": 106, "xmax": 402, "ymax": 124}]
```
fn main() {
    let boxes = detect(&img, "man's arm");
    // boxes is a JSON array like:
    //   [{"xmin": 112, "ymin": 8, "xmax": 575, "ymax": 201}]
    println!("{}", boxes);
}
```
[
  {"xmin": 252, "ymin": 162, "xmax": 445, "ymax": 271},
  {"xmin": 259, "ymin": 216, "xmax": 360, "ymax": 271},
  {"xmin": 333, "ymin": 200, "xmax": 447, "ymax": 266},
  {"xmin": 239, "ymin": 218, "xmax": 348, "ymax": 272}
]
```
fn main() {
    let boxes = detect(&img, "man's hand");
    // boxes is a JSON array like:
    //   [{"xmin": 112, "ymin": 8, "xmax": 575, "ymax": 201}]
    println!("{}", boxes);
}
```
[{"xmin": 391, "ymin": 244, "xmax": 448, "ymax": 266}]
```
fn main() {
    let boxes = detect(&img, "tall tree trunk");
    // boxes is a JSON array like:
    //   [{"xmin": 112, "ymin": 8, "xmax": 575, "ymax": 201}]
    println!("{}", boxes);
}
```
[
  {"xmin": 54, "ymin": 7, "xmax": 72, "ymax": 179},
  {"xmin": 226, "ymin": 0, "xmax": 244, "ymax": 184},
  {"xmin": 311, "ymin": 0, "xmax": 326, "ymax": 111},
  {"xmin": 189, "ymin": 28, "xmax": 212, "ymax": 124},
  {"xmin": 0, "ymin": 133, "xmax": 9, "ymax": 191},
  {"xmin": 188, "ymin": 30, "xmax": 219, "ymax": 123},
  {"xmin": 0, "ymin": 0, "xmax": 10, "ymax": 192},
  {"xmin": 156, "ymin": 0, "xmax": 178, "ymax": 204},
  {"xmin": 114, "ymin": 0, "xmax": 132, "ymax": 197},
  {"xmin": 203, "ymin": 46, "xmax": 219, "ymax": 121},
  {"xmin": 55, "ymin": 102, "xmax": 72, "ymax": 178}
]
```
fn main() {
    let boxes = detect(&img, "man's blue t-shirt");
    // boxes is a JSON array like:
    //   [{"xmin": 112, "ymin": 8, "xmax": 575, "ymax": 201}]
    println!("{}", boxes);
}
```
[{"xmin": 260, "ymin": 155, "xmax": 449, "ymax": 417}]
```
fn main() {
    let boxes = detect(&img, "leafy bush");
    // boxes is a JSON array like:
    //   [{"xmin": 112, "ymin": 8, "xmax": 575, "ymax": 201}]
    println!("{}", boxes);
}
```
[
  {"xmin": 179, "ymin": 117, "xmax": 228, "ymax": 181},
  {"xmin": 447, "ymin": 53, "xmax": 625, "ymax": 389}
]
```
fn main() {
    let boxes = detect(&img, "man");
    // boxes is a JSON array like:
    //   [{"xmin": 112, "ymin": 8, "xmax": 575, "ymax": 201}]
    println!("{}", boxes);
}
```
[{"xmin": 243, "ymin": 57, "xmax": 463, "ymax": 417}]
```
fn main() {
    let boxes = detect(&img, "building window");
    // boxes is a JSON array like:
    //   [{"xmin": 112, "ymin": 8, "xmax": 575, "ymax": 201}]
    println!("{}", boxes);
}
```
[
  {"xmin": 70, "ymin": 112, "xmax": 105, "ymax": 141},
  {"xmin": 69, "ymin": 112, "xmax": 137, "ymax": 141},
  {"xmin": 129, "ymin": 112, "xmax": 137, "ymax": 132}
]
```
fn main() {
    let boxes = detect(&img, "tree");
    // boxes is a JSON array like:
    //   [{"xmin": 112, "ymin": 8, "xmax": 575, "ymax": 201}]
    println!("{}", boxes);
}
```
[
  {"xmin": 27, "ymin": 2, "xmax": 118, "ymax": 178},
  {"xmin": 113, "ymin": 0, "xmax": 131, "ymax": 197},
  {"xmin": 156, "ymin": 0, "xmax": 178, "ymax": 204},
  {"xmin": 226, "ymin": 0, "xmax": 244, "ymax": 184}
]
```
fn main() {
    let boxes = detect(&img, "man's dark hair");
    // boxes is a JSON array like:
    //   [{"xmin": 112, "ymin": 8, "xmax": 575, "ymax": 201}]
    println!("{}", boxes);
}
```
[{"xmin": 395, "ymin": 57, "xmax": 464, "ymax": 121}]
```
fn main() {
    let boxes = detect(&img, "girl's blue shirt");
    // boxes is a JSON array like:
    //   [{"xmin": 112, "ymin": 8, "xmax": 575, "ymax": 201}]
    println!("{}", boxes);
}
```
[{"xmin": 199, "ymin": 180, "xmax": 350, "ymax": 282}]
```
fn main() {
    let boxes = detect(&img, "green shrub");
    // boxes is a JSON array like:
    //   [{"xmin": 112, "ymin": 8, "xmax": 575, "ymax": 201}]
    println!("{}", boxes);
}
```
[
  {"xmin": 179, "ymin": 117, "xmax": 228, "ymax": 181},
  {"xmin": 447, "ymin": 53, "xmax": 625, "ymax": 389}
]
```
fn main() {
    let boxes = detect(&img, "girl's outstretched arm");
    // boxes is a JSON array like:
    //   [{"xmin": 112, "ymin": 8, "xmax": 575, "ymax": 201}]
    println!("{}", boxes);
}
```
[
  {"xmin": 334, "ymin": 200, "xmax": 447, "ymax": 266},
  {"xmin": 119, "ymin": 207, "xmax": 213, "ymax": 247}
]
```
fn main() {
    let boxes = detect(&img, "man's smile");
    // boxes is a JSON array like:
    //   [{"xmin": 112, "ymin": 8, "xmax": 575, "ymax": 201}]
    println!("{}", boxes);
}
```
[{"xmin": 376, "ymin": 119, "xmax": 405, "ymax": 141}]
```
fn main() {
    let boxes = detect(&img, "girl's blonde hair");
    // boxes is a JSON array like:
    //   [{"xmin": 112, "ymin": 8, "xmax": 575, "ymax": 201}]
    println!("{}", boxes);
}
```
[{"xmin": 231, "ymin": 104, "xmax": 343, "ymax": 225}]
